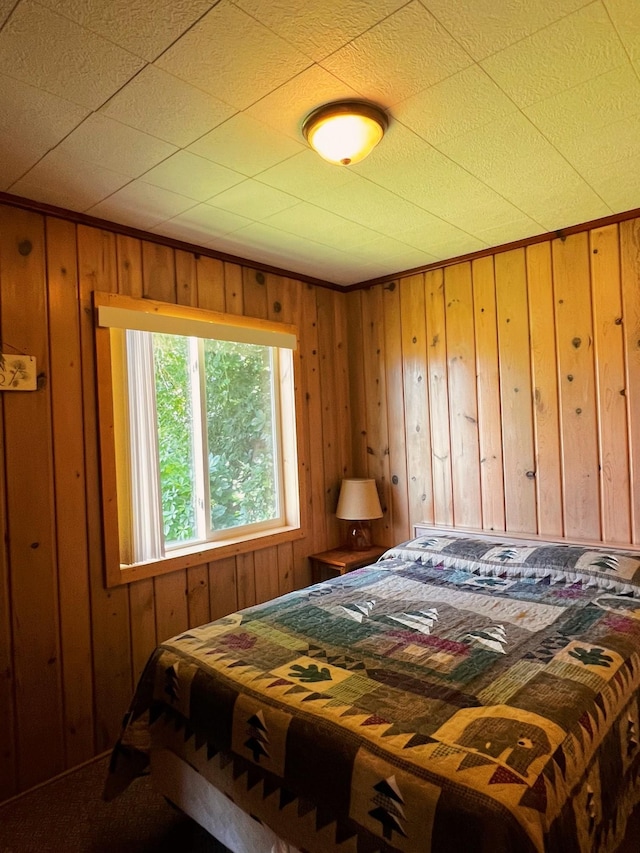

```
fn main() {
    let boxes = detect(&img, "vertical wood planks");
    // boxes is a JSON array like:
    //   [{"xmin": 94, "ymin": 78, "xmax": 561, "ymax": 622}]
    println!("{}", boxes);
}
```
[
  {"xmin": 46, "ymin": 217, "xmax": 94, "ymax": 768},
  {"xmin": 425, "ymin": 269, "xmax": 453, "ymax": 525},
  {"xmin": 444, "ymin": 263, "xmax": 482, "ymax": 528},
  {"xmin": 236, "ymin": 553, "xmax": 256, "ymax": 610},
  {"xmin": 553, "ymin": 234, "xmax": 601, "ymax": 540},
  {"xmin": 254, "ymin": 548, "xmax": 280, "ymax": 605},
  {"xmin": 316, "ymin": 287, "xmax": 343, "ymax": 546},
  {"xmin": 620, "ymin": 218, "xmax": 640, "ymax": 542},
  {"xmin": 208, "ymin": 556, "xmax": 238, "ymax": 620},
  {"xmin": 360, "ymin": 285, "xmax": 392, "ymax": 546},
  {"xmin": 590, "ymin": 225, "xmax": 631, "ymax": 543},
  {"xmin": 0, "ymin": 207, "xmax": 65, "ymax": 789},
  {"xmin": 293, "ymin": 284, "xmax": 323, "ymax": 586},
  {"xmin": 399, "ymin": 275, "xmax": 432, "ymax": 530},
  {"xmin": 383, "ymin": 281, "xmax": 411, "ymax": 542},
  {"xmin": 0, "ymin": 398, "xmax": 16, "ymax": 801},
  {"xmin": 526, "ymin": 243, "xmax": 563, "ymax": 537},
  {"xmin": 345, "ymin": 291, "xmax": 368, "ymax": 476},
  {"xmin": 472, "ymin": 256, "xmax": 505, "ymax": 532},
  {"xmin": 495, "ymin": 249, "xmax": 536, "ymax": 533},
  {"xmin": 77, "ymin": 224, "xmax": 133, "ymax": 751}
]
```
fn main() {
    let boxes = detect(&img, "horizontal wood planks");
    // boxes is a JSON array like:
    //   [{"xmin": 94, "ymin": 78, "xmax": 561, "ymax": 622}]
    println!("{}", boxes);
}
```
[{"xmin": 0, "ymin": 203, "xmax": 351, "ymax": 801}]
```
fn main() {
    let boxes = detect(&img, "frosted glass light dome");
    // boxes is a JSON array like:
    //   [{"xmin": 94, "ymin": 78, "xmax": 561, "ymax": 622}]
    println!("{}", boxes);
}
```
[{"xmin": 303, "ymin": 102, "xmax": 388, "ymax": 166}]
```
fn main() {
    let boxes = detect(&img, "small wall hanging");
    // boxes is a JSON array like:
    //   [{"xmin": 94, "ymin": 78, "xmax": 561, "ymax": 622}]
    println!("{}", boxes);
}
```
[{"xmin": 0, "ymin": 353, "xmax": 37, "ymax": 391}]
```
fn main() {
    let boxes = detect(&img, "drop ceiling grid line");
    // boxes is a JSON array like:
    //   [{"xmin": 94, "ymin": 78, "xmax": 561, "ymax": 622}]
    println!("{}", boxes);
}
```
[
  {"xmin": 229, "ymin": 0, "xmax": 417, "ymax": 65},
  {"xmin": 354, "ymin": 120, "xmax": 548, "ymax": 237},
  {"xmin": 601, "ymin": 0, "xmax": 640, "ymax": 87},
  {"xmin": 421, "ymin": 0, "xmax": 597, "ymax": 63},
  {"xmin": 0, "ymin": 0, "xmax": 20, "ymax": 34}
]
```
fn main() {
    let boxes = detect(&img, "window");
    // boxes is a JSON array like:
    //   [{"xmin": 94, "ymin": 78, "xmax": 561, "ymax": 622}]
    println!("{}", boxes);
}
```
[{"xmin": 95, "ymin": 292, "xmax": 302, "ymax": 586}]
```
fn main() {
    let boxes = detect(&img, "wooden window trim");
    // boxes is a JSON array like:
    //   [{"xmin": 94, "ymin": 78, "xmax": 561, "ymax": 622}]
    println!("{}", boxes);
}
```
[{"xmin": 94, "ymin": 291, "xmax": 306, "ymax": 588}]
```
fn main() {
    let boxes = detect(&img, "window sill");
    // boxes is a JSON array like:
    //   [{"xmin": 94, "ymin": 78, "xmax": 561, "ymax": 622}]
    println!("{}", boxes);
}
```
[{"xmin": 110, "ymin": 524, "xmax": 304, "ymax": 587}]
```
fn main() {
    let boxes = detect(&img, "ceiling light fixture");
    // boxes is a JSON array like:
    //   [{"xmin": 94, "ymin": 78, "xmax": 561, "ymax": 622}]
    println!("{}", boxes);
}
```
[{"xmin": 302, "ymin": 101, "xmax": 388, "ymax": 166}]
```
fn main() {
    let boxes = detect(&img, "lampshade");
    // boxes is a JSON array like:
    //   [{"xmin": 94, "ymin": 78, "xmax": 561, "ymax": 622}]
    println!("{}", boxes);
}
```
[
  {"xmin": 302, "ymin": 101, "xmax": 388, "ymax": 166},
  {"xmin": 336, "ymin": 478, "xmax": 383, "ymax": 521}
]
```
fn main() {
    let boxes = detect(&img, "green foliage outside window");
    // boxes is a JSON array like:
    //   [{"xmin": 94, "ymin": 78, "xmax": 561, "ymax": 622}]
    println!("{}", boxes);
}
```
[
  {"xmin": 204, "ymin": 340, "xmax": 277, "ymax": 532},
  {"xmin": 153, "ymin": 334, "xmax": 277, "ymax": 546},
  {"xmin": 153, "ymin": 334, "xmax": 196, "ymax": 544}
]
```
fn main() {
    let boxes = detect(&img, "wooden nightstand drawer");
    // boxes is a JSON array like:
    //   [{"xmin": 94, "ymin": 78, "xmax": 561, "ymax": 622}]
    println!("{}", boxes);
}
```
[{"xmin": 308, "ymin": 545, "xmax": 386, "ymax": 584}]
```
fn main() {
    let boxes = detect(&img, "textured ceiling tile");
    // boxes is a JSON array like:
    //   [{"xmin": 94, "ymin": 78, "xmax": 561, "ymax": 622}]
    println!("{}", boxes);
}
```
[
  {"xmin": 36, "ymin": 0, "xmax": 214, "ymax": 61},
  {"xmin": 480, "ymin": 3, "xmax": 628, "ymax": 107},
  {"xmin": 505, "ymin": 175, "xmax": 612, "ymax": 229},
  {"xmin": 524, "ymin": 64, "xmax": 640, "ymax": 146},
  {"xmin": 398, "ymin": 230, "xmax": 487, "ymax": 260},
  {"xmin": 245, "ymin": 65, "xmax": 361, "ymax": 141},
  {"xmin": 435, "ymin": 188, "xmax": 533, "ymax": 234},
  {"xmin": 0, "ymin": 0, "xmax": 14, "ymax": 26},
  {"xmin": 101, "ymin": 66, "xmax": 237, "ymax": 147},
  {"xmin": 234, "ymin": 0, "xmax": 407, "ymax": 61},
  {"xmin": 10, "ymin": 149, "xmax": 130, "ymax": 210},
  {"xmin": 438, "ymin": 112, "xmax": 573, "ymax": 190},
  {"xmin": 0, "ymin": 73, "xmax": 89, "ymax": 150},
  {"xmin": 88, "ymin": 181, "xmax": 197, "ymax": 228},
  {"xmin": 54, "ymin": 114, "xmax": 177, "ymax": 177},
  {"xmin": 560, "ymin": 114, "xmax": 640, "ymax": 175},
  {"xmin": 320, "ymin": 1, "xmax": 472, "ymax": 105},
  {"xmin": 0, "ymin": 132, "xmax": 48, "ymax": 189},
  {"xmin": 5, "ymin": 180, "xmax": 97, "ymax": 212},
  {"xmin": 350, "ymin": 233, "xmax": 442, "ymax": 265},
  {"xmin": 141, "ymin": 152, "xmax": 245, "ymax": 202},
  {"xmin": 207, "ymin": 181, "xmax": 300, "ymax": 220},
  {"xmin": 394, "ymin": 65, "xmax": 518, "ymax": 146},
  {"xmin": 472, "ymin": 218, "xmax": 547, "ymax": 248},
  {"xmin": 188, "ymin": 114, "xmax": 304, "ymax": 177},
  {"xmin": 604, "ymin": 0, "xmax": 640, "ymax": 60},
  {"xmin": 582, "ymin": 152, "xmax": 640, "ymax": 211},
  {"xmin": 156, "ymin": 2, "xmax": 311, "ymax": 110},
  {"xmin": 423, "ymin": 0, "xmax": 589, "ymax": 61},
  {"xmin": 208, "ymin": 221, "xmax": 326, "ymax": 256},
  {"xmin": 0, "ymin": 0, "xmax": 143, "ymax": 109},
  {"xmin": 152, "ymin": 204, "xmax": 254, "ymax": 245},
  {"xmin": 263, "ymin": 203, "xmax": 382, "ymax": 250},
  {"xmin": 354, "ymin": 123, "xmax": 529, "ymax": 231},
  {"xmin": 385, "ymin": 218, "xmax": 487, "ymax": 254},
  {"xmin": 257, "ymin": 150, "xmax": 358, "ymax": 202},
  {"xmin": 313, "ymin": 176, "xmax": 441, "ymax": 234}
]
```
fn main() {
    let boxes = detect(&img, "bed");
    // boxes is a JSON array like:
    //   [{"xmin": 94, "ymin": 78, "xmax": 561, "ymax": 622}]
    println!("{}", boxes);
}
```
[{"xmin": 105, "ymin": 526, "xmax": 640, "ymax": 852}]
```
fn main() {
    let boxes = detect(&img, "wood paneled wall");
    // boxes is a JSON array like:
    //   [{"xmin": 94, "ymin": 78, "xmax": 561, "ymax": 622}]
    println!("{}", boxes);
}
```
[
  {"xmin": 0, "ymin": 204, "xmax": 351, "ymax": 802},
  {"xmin": 2, "ymin": 201, "xmax": 640, "ymax": 804},
  {"xmin": 351, "ymin": 219, "xmax": 640, "ymax": 553}
]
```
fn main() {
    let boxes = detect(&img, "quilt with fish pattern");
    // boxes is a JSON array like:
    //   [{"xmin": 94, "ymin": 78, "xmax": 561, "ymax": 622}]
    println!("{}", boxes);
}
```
[{"xmin": 106, "ymin": 536, "xmax": 640, "ymax": 852}]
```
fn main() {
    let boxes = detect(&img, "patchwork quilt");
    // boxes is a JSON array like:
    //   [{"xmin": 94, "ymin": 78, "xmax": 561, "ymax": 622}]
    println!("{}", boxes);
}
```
[{"xmin": 106, "ymin": 536, "xmax": 640, "ymax": 853}]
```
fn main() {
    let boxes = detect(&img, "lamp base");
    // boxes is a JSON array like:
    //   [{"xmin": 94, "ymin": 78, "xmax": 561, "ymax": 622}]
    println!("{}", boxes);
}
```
[{"xmin": 346, "ymin": 521, "xmax": 373, "ymax": 551}]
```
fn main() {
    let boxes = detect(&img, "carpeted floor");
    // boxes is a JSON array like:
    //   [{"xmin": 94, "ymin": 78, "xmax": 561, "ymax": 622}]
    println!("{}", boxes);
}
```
[
  {"xmin": 0, "ymin": 754, "xmax": 639, "ymax": 852},
  {"xmin": 0, "ymin": 756, "xmax": 229, "ymax": 853}
]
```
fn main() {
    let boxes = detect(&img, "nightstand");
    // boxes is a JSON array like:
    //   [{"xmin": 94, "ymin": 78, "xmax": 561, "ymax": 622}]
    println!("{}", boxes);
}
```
[{"xmin": 309, "ymin": 545, "xmax": 386, "ymax": 584}]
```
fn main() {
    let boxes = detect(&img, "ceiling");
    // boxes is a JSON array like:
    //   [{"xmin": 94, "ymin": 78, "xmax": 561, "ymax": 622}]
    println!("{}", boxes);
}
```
[{"xmin": 1, "ymin": 0, "xmax": 639, "ymax": 287}]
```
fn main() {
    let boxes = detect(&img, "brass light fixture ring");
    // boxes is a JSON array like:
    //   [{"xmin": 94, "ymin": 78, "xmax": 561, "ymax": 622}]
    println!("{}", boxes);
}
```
[{"xmin": 302, "ymin": 100, "xmax": 389, "ymax": 142}]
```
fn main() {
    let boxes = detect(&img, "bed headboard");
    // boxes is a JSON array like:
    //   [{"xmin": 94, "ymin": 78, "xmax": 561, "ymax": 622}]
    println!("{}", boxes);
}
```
[{"xmin": 412, "ymin": 523, "xmax": 640, "ymax": 555}]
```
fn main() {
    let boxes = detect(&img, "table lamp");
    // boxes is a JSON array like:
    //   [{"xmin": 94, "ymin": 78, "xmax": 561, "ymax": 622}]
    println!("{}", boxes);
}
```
[{"xmin": 336, "ymin": 478, "xmax": 383, "ymax": 550}]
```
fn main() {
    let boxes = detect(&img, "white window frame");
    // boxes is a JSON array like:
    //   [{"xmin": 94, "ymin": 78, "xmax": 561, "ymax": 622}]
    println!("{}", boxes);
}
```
[{"xmin": 94, "ymin": 292, "xmax": 304, "ymax": 587}]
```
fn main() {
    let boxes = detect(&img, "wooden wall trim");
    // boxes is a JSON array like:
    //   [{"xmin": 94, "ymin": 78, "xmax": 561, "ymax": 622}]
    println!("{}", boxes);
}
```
[
  {"xmin": 0, "ymin": 192, "xmax": 341, "ymax": 292},
  {"xmin": 5, "ymin": 190, "xmax": 640, "ymax": 296},
  {"xmin": 349, "ymin": 206, "xmax": 640, "ymax": 291}
]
